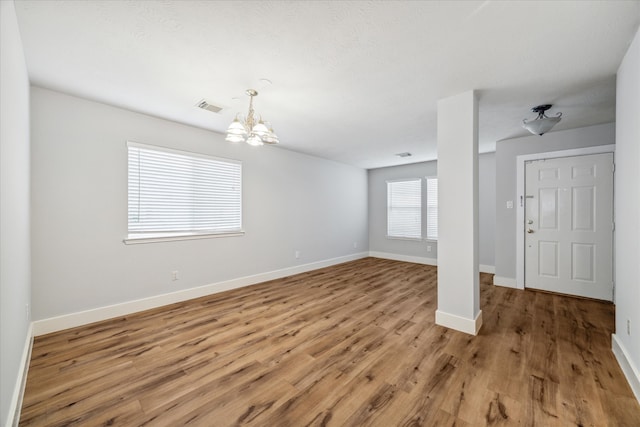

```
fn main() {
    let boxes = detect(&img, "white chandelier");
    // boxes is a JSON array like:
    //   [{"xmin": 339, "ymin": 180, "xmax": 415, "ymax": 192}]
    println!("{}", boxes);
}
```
[
  {"xmin": 522, "ymin": 104, "xmax": 562, "ymax": 136},
  {"xmin": 226, "ymin": 89, "xmax": 279, "ymax": 146}
]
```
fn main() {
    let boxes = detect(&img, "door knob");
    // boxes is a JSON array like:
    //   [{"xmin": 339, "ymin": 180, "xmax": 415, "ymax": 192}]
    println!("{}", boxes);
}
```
[{"xmin": 527, "ymin": 228, "xmax": 534, "ymax": 234}]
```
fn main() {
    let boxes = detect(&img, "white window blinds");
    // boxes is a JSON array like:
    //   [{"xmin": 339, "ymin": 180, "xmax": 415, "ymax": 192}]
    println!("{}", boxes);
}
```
[
  {"xmin": 127, "ymin": 142, "xmax": 242, "ymax": 237},
  {"xmin": 426, "ymin": 177, "xmax": 438, "ymax": 240},
  {"xmin": 387, "ymin": 179, "xmax": 422, "ymax": 239}
]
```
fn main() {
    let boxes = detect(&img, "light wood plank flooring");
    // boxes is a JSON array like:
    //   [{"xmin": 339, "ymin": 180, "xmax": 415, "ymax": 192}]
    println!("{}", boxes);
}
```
[{"xmin": 20, "ymin": 258, "xmax": 640, "ymax": 426}]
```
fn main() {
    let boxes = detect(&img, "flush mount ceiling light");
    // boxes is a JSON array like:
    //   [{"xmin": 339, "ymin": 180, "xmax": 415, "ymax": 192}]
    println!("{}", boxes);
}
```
[
  {"xmin": 522, "ymin": 104, "xmax": 562, "ymax": 136},
  {"xmin": 226, "ymin": 89, "xmax": 279, "ymax": 146}
]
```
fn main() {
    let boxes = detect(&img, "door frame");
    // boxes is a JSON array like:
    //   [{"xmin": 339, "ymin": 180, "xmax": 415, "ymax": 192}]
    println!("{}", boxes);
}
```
[{"xmin": 515, "ymin": 144, "xmax": 615, "ymax": 290}]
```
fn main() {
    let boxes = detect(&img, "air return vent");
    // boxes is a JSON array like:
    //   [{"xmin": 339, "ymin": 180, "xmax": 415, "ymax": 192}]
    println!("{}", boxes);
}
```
[{"xmin": 196, "ymin": 99, "xmax": 223, "ymax": 113}]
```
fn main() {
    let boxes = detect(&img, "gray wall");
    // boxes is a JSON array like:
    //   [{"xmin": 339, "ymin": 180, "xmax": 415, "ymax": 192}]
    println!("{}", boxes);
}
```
[
  {"xmin": 0, "ymin": 1, "xmax": 32, "ymax": 424},
  {"xmin": 31, "ymin": 87, "xmax": 369, "ymax": 320},
  {"xmin": 494, "ymin": 122, "xmax": 615, "ymax": 281},
  {"xmin": 614, "ymin": 26, "xmax": 640, "ymax": 394},
  {"xmin": 478, "ymin": 153, "xmax": 496, "ymax": 268},
  {"xmin": 368, "ymin": 161, "xmax": 438, "ymax": 259},
  {"xmin": 368, "ymin": 152, "xmax": 495, "ymax": 268}
]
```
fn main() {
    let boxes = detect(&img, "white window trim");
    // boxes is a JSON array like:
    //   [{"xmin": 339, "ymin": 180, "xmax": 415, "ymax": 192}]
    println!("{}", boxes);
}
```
[
  {"xmin": 126, "ymin": 141, "xmax": 242, "ymax": 167},
  {"xmin": 123, "ymin": 231, "xmax": 245, "ymax": 245},
  {"xmin": 386, "ymin": 236, "xmax": 424, "ymax": 242},
  {"xmin": 425, "ymin": 175, "xmax": 438, "ymax": 242},
  {"xmin": 125, "ymin": 141, "xmax": 244, "ymax": 244},
  {"xmin": 386, "ymin": 178, "xmax": 423, "ymax": 240}
]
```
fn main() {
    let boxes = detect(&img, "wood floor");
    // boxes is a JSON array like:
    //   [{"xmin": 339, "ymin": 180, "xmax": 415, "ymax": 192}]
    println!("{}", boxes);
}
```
[{"xmin": 20, "ymin": 258, "xmax": 640, "ymax": 426}]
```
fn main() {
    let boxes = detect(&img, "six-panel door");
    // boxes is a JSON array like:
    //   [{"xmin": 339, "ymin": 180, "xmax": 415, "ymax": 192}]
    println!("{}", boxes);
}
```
[{"xmin": 524, "ymin": 153, "xmax": 614, "ymax": 301}]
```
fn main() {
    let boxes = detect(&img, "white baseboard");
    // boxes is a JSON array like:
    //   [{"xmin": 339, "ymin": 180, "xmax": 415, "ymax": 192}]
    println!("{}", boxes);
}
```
[
  {"xmin": 435, "ymin": 309, "xmax": 483, "ymax": 336},
  {"xmin": 32, "ymin": 252, "xmax": 369, "ymax": 336},
  {"xmin": 612, "ymin": 333, "xmax": 640, "ymax": 404},
  {"xmin": 493, "ymin": 275, "xmax": 518, "ymax": 289},
  {"xmin": 368, "ymin": 252, "xmax": 494, "ymax": 274},
  {"xmin": 368, "ymin": 251, "xmax": 437, "ymax": 266},
  {"xmin": 5, "ymin": 323, "xmax": 33, "ymax": 427}
]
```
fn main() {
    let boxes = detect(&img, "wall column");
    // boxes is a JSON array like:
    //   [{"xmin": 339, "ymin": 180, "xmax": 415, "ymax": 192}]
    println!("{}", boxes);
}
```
[{"xmin": 435, "ymin": 90, "xmax": 482, "ymax": 335}]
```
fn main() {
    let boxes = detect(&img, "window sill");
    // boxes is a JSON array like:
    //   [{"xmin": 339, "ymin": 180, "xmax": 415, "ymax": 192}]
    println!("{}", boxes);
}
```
[
  {"xmin": 386, "ymin": 235, "xmax": 423, "ymax": 242},
  {"xmin": 124, "ymin": 231, "xmax": 245, "ymax": 245}
]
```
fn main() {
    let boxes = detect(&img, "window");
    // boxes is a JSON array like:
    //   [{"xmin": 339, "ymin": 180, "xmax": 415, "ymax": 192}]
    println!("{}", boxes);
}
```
[
  {"xmin": 387, "ymin": 179, "xmax": 422, "ymax": 239},
  {"xmin": 426, "ymin": 177, "xmax": 438, "ymax": 240},
  {"xmin": 127, "ymin": 142, "xmax": 242, "ymax": 242}
]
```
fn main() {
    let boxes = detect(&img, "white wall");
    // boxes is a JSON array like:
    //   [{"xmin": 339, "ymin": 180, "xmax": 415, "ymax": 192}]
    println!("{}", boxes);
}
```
[
  {"xmin": 613, "ymin": 26, "xmax": 640, "ymax": 400},
  {"xmin": 494, "ymin": 123, "xmax": 615, "ymax": 282},
  {"xmin": 367, "ymin": 152, "xmax": 495, "ymax": 269},
  {"xmin": 30, "ymin": 87, "xmax": 368, "ymax": 322},
  {"xmin": 0, "ymin": 1, "xmax": 32, "ymax": 425}
]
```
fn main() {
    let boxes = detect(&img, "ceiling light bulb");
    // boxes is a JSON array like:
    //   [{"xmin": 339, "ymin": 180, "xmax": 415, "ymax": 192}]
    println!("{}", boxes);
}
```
[
  {"xmin": 262, "ymin": 128, "xmax": 279, "ymax": 144},
  {"xmin": 226, "ymin": 116, "xmax": 247, "ymax": 136},
  {"xmin": 246, "ymin": 134, "xmax": 264, "ymax": 146},
  {"xmin": 252, "ymin": 121, "xmax": 270, "ymax": 138},
  {"xmin": 225, "ymin": 134, "xmax": 245, "ymax": 143}
]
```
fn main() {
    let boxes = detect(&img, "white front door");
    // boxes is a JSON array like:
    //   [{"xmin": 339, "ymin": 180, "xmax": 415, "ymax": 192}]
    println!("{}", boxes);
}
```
[{"xmin": 524, "ymin": 153, "xmax": 614, "ymax": 301}]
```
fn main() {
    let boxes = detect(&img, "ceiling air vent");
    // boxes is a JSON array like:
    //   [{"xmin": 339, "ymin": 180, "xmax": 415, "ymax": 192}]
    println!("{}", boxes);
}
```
[
  {"xmin": 196, "ymin": 99, "xmax": 223, "ymax": 114},
  {"xmin": 395, "ymin": 152, "xmax": 412, "ymax": 158}
]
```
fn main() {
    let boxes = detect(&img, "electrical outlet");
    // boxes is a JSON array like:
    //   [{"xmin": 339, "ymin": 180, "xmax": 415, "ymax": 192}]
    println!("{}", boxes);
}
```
[
  {"xmin": 353, "ymin": 242, "xmax": 358, "ymax": 249},
  {"xmin": 628, "ymin": 319, "xmax": 631, "ymax": 335},
  {"xmin": 427, "ymin": 245, "xmax": 432, "ymax": 252},
  {"xmin": 295, "ymin": 250, "xmax": 300, "ymax": 259},
  {"xmin": 25, "ymin": 303, "xmax": 30, "ymax": 320},
  {"xmin": 171, "ymin": 270, "xmax": 179, "ymax": 281}
]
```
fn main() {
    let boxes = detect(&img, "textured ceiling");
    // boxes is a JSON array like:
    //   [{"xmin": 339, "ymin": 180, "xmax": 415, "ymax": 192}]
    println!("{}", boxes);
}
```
[{"xmin": 14, "ymin": 1, "xmax": 640, "ymax": 169}]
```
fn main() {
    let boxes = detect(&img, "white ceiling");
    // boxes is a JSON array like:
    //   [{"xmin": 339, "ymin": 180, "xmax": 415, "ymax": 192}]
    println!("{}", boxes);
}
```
[{"xmin": 14, "ymin": 1, "xmax": 640, "ymax": 169}]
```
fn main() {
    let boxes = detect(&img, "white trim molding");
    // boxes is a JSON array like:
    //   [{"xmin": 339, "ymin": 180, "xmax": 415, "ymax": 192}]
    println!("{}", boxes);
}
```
[
  {"xmin": 515, "ymin": 144, "xmax": 615, "ymax": 290},
  {"xmin": 435, "ymin": 309, "xmax": 483, "ymax": 336},
  {"xmin": 6, "ymin": 323, "xmax": 33, "ymax": 427},
  {"xmin": 368, "ymin": 251, "xmax": 494, "ymax": 274},
  {"xmin": 124, "ymin": 231, "xmax": 245, "ymax": 245},
  {"xmin": 32, "ymin": 252, "xmax": 368, "ymax": 336},
  {"xmin": 493, "ymin": 276, "xmax": 518, "ymax": 289},
  {"xmin": 612, "ymin": 334, "xmax": 640, "ymax": 404},
  {"xmin": 368, "ymin": 251, "xmax": 437, "ymax": 266}
]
